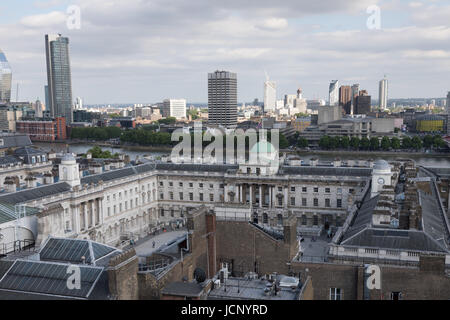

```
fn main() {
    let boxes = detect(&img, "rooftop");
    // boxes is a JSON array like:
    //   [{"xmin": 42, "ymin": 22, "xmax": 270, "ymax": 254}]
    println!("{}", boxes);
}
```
[{"xmin": 208, "ymin": 275, "xmax": 300, "ymax": 300}]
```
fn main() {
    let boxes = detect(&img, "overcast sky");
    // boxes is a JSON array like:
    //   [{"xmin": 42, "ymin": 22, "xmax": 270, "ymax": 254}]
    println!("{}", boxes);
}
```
[{"xmin": 1, "ymin": 0, "xmax": 450, "ymax": 104}]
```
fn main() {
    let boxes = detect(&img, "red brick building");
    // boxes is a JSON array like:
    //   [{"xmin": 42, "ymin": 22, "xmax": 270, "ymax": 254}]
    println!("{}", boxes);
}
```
[{"xmin": 16, "ymin": 117, "xmax": 67, "ymax": 141}]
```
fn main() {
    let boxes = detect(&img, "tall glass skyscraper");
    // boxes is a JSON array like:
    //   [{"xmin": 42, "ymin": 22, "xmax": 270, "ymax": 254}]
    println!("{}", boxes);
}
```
[
  {"xmin": 208, "ymin": 70, "xmax": 237, "ymax": 128},
  {"xmin": 45, "ymin": 34, "xmax": 73, "ymax": 123},
  {"xmin": 379, "ymin": 76, "xmax": 388, "ymax": 110},
  {"xmin": 0, "ymin": 49, "xmax": 12, "ymax": 103},
  {"xmin": 328, "ymin": 80, "xmax": 339, "ymax": 106}
]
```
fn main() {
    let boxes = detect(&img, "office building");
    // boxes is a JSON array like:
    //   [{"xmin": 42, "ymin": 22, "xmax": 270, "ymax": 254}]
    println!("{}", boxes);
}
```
[
  {"xmin": 208, "ymin": 70, "xmax": 237, "ymax": 128},
  {"xmin": 16, "ymin": 117, "xmax": 67, "ymax": 141},
  {"xmin": 45, "ymin": 34, "xmax": 73, "ymax": 123},
  {"xmin": 264, "ymin": 80, "xmax": 276, "ymax": 113},
  {"xmin": 162, "ymin": 99, "xmax": 187, "ymax": 120},
  {"xmin": 75, "ymin": 97, "xmax": 83, "ymax": 110},
  {"xmin": 355, "ymin": 90, "xmax": 371, "ymax": 115},
  {"xmin": 351, "ymin": 84, "xmax": 360, "ymax": 115},
  {"xmin": 0, "ymin": 49, "xmax": 12, "ymax": 103},
  {"xmin": 379, "ymin": 76, "xmax": 388, "ymax": 110},
  {"xmin": 329, "ymin": 80, "xmax": 339, "ymax": 106},
  {"xmin": 339, "ymin": 85, "xmax": 352, "ymax": 114}
]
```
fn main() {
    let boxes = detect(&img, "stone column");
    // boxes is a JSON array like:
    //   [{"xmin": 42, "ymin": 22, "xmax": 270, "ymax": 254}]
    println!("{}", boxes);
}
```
[
  {"xmin": 259, "ymin": 185, "xmax": 263, "ymax": 208},
  {"xmin": 83, "ymin": 202, "xmax": 88, "ymax": 230},
  {"xmin": 284, "ymin": 186, "xmax": 288, "ymax": 208},
  {"xmin": 224, "ymin": 185, "xmax": 229, "ymax": 203},
  {"xmin": 269, "ymin": 186, "xmax": 272, "ymax": 208},
  {"xmin": 249, "ymin": 184, "xmax": 253, "ymax": 207}
]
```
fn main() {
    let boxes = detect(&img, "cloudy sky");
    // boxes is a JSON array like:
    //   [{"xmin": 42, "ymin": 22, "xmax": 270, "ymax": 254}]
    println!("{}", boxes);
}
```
[{"xmin": 1, "ymin": 0, "xmax": 450, "ymax": 104}]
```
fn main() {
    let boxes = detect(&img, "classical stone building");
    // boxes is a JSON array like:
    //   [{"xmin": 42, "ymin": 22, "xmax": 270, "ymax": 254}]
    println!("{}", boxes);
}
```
[{"xmin": 0, "ymin": 154, "xmax": 381, "ymax": 252}]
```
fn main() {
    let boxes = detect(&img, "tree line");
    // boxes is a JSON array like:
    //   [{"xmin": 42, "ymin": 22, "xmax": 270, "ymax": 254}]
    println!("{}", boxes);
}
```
[{"xmin": 316, "ymin": 135, "xmax": 446, "ymax": 151}]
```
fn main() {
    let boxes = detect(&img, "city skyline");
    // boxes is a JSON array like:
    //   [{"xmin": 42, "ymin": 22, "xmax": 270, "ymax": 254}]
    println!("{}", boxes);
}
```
[{"xmin": 1, "ymin": 0, "xmax": 450, "ymax": 104}]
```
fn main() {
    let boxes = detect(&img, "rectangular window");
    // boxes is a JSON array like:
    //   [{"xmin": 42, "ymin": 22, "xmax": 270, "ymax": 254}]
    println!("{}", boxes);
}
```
[
  {"xmin": 160, "ymin": 193, "xmax": 164, "ymax": 200},
  {"xmin": 210, "ymin": 194, "xmax": 214, "ymax": 202},
  {"xmin": 189, "ymin": 182, "xmax": 193, "ymax": 188},
  {"xmin": 189, "ymin": 193, "xmax": 193, "ymax": 201},
  {"xmin": 302, "ymin": 214, "xmax": 307, "ymax": 225},
  {"xmin": 337, "ymin": 199, "xmax": 342, "ymax": 208},
  {"xmin": 290, "ymin": 197, "xmax": 295, "ymax": 206},
  {"xmin": 160, "ymin": 209, "xmax": 164, "ymax": 217},
  {"xmin": 179, "ymin": 182, "xmax": 183, "ymax": 187},
  {"xmin": 302, "ymin": 198, "xmax": 307, "ymax": 206},
  {"xmin": 170, "ymin": 192, "xmax": 174, "ymax": 200},
  {"xmin": 325, "ymin": 199, "xmax": 331, "ymax": 207},
  {"xmin": 160, "ymin": 181, "xmax": 163, "ymax": 186},
  {"xmin": 179, "ymin": 192, "xmax": 183, "ymax": 200},
  {"xmin": 209, "ymin": 184, "xmax": 213, "ymax": 189},
  {"xmin": 302, "ymin": 187, "xmax": 307, "ymax": 192},
  {"xmin": 278, "ymin": 197, "xmax": 283, "ymax": 206},
  {"xmin": 199, "ymin": 193, "xmax": 204, "ymax": 201},
  {"xmin": 313, "ymin": 215, "xmax": 318, "ymax": 225},
  {"xmin": 169, "ymin": 182, "xmax": 173, "ymax": 187},
  {"xmin": 330, "ymin": 288, "xmax": 342, "ymax": 300},
  {"xmin": 337, "ymin": 188, "xmax": 342, "ymax": 194},
  {"xmin": 314, "ymin": 187, "xmax": 319, "ymax": 193},
  {"xmin": 325, "ymin": 188, "xmax": 331, "ymax": 193},
  {"xmin": 291, "ymin": 187, "xmax": 295, "ymax": 192},
  {"xmin": 199, "ymin": 183, "xmax": 203, "ymax": 188},
  {"xmin": 314, "ymin": 198, "xmax": 319, "ymax": 207}
]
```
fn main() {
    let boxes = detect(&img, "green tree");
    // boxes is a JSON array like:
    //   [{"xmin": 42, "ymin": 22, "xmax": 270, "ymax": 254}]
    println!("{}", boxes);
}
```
[
  {"xmin": 158, "ymin": 117, "xmax": 176, "ymax": 125},
  {"xmin": 401, "ymin": 137, "xmax": 412, "ymax": 149},
  {"xmin": 359, "ymin": 137, "xmax": 370, "ymax": 150},
  {"xmin": 340, "ymin": 136, "xmax": 350, "ymax": 149},
  {"xmin": 297, "ymin": 137, "xmax": 309, "ymax": 148},
  {"xmin": 350, "ymin": 137, "xmax": 360, "ymax": 150},
  {"xmin": 380, "ymin": 136, "xmax": 391, "ymax": 150},
  {"xmin": 390, "ymin": 137, "xmax": 401, "ymax": 149},
  {"xmin": 319, "ymin": 136, "xmax": 330, "ymax": 149},
  {"xmin": 279, "ymin": 133, "xmax": 289, "ymax": 149},
  {"xmin": 423, "ymin": 135, "xmax": 434, "ymax": 148},
  {"xmin": 370, "ymin": 137, "xmax": 380, "ymax": 150},
  {"xmin": 433, "ymin": 135, "xmax": 446, "ymax": 149},
  {"xmin": 411, "ymin": 136, "xmax": 423, "ymax": 150}
]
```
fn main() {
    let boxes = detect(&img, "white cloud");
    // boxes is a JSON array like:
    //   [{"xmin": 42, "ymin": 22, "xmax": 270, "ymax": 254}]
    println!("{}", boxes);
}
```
[{"xmin": 20, "ymin": 11, "xmax": 67, "ymax": 28}]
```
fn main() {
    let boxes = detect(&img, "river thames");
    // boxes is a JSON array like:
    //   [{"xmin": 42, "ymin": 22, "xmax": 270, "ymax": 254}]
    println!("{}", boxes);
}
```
[{"xmin": 34, "ymin": 142, "xmax": 450, "ymax": 167}]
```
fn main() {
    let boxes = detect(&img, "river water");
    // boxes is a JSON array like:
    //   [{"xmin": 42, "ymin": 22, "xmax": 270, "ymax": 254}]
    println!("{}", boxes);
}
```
[{"xmin": 34, "ymin": 143, "xmax": 450, "ymax": 168}]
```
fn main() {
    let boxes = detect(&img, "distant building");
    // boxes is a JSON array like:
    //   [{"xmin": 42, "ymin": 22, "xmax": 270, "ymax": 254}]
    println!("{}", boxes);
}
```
[
  {"xmin": 328, "ymin": 80, "xmax": 339, "ymax": 106},
  {"xmin": 16, "ymin": 117, "xmax": 67, "ymax": 141},
  {"xmin": 379, "ymin": 76, "xmax": 388, "ymax": 110},
  {"xmin": 45, "ymin": 34, "xmax": 73, "ymax": 123},
  {"xmin": 416, "ymin": 114, "xmax": 445, "ymax": 132},
  {"xmin": 162, "ymin": 99, "xmax": 187, "ymax": 120},
  {"xmin": 294, "ymin": 88, "xmax": 307, "ymax": 114},
  {"xmin": 292, "ymin": 117, "xmax": 311, "ymax": 132},
  {"xmin": 264, "ymin": 80, "xmax": 276, "ymax": 113},
  {"xmin": 339, "ymin": 85, "xmax": 352, "ymax": 114},
  {"xmin": 351, "ymin": 84, "xmax": 360, "ymax": 115},
  {"xmin": 284, "ymin": 94, "xmax": 297, "ymax": 108},
  {"xmin": 74, "ymin": 97, "xmax": 83, "ymax": 110},
  {"xmin": 355, "ymin": 90, "xmax": 371, "ymax": 115},
  {"xmin": 318, "ymin": 105, "xmax": 341, "ymax": 124},
  {"xmin": 0, "ymin": 105, "xmax": 23, "ymax": 132},
  {"xmin": 208, "ymin": 70, "xmax": 237, "ymax": 128},
  {"xmin": 0, "ymin": 49, "xmax": 12, "ymax": 103},
  {"xmin": 306, "ymin": 99, "xmax": 325, "ymax": 112}
]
